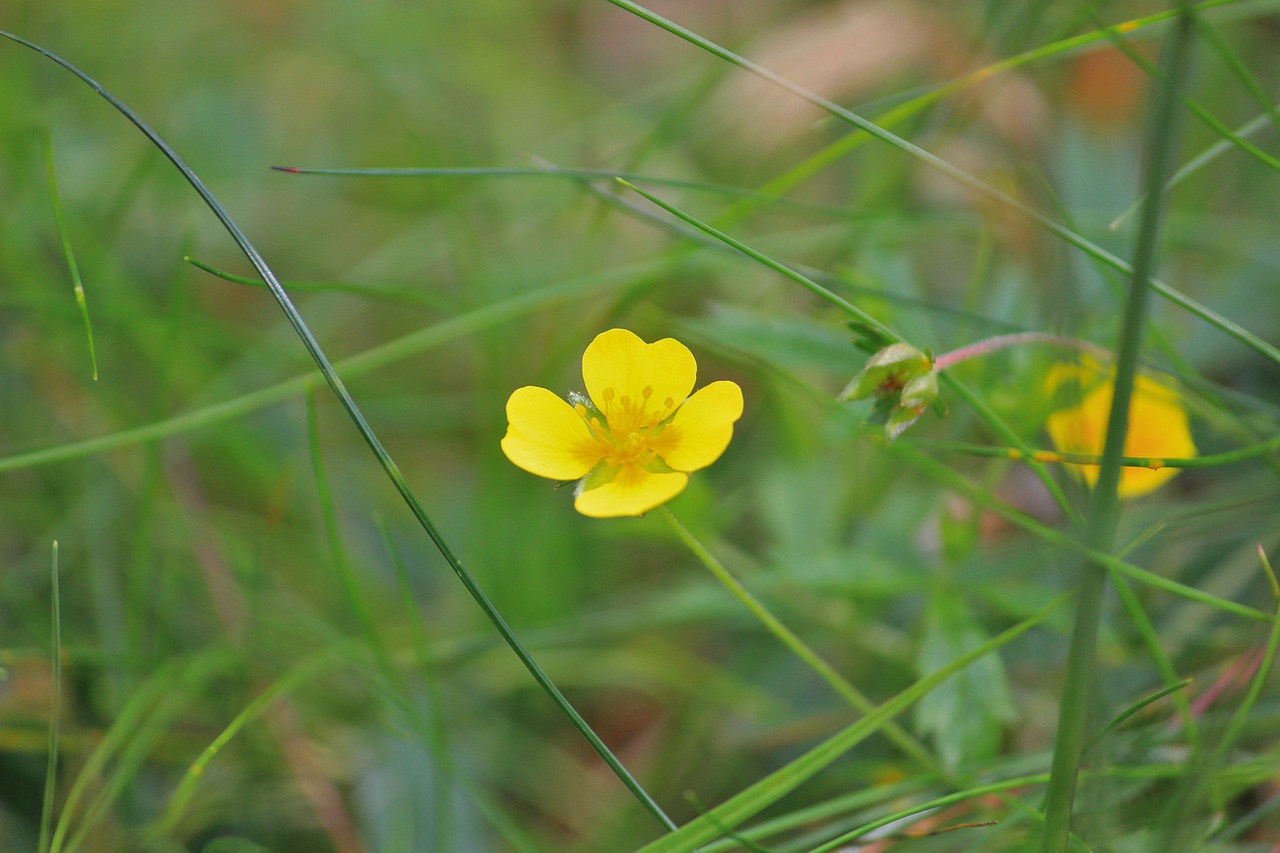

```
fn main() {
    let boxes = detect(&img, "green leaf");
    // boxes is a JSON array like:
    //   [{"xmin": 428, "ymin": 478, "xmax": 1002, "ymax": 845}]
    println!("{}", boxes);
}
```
[
  {"xmin": 632, "ymin": 598, "xmax": 1061, "ymax": 852},
  {"xmin": 915, "ymin": 594, "xmax": 1015, "ymax": 773}
]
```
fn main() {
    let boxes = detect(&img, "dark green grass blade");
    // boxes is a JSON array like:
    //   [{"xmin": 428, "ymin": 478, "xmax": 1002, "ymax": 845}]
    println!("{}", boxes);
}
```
[
  {"xmin": 1040, "ymin": 7, "xmax": 1197, "ymax": 848},
  {"xmin": 0, "ymin": 30, "xmax": 674, "ymax": 832}
]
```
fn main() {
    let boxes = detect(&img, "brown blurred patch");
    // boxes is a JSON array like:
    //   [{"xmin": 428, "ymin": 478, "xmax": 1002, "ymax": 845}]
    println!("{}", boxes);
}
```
[
  {"xmin": 1067, "ymin": 46, "xmax": 1150, "ymax": 131},
  {"xmin": 711, "ymin": 0, "xmax": 1047, "ymax": 153}
]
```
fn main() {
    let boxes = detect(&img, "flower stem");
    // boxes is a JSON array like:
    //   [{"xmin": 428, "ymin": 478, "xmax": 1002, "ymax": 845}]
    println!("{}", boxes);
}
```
[
  {"xmin": 910, "ymin": 436, "xmax": 1280, "ymax": 470},
  {"xmin": 660, "ymin": 506, "xmax": 939, "ymax": 773},
  {"xmin": 933, "ymin": 333, "xmax": 1109, "ymax": 372},
  {"xmin": 1038, "ymin": 6, "xmax": 1196, "ymax": 850}
]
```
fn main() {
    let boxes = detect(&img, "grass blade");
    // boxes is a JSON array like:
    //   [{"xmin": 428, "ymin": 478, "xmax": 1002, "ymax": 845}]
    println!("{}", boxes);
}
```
[
  {"xmin": 602, "ymin": 0, "xmax": 1280, "ymax": 368},
  {"xmin": 0, "ymin": 30, "xmax": 674, "ymax": 831},
  {"xmin": 1040, "ymin": 7, "xmax": 1197, "ymax": 847},
  {"xmin": 42, "ymin": 135, "xmax": 98, "ymax": 381},
  {"xmin": 633, "ymin": 597, "xmax": 1065, "ymax": 853},
  {"xmin": 38, "ymin": 542, "xmax": 63, "ymax": 853}
]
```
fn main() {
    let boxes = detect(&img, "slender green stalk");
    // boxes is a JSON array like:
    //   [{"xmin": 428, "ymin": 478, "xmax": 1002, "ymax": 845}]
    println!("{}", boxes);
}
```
[
  {"xmin": 306, "ymin": 381, "xmax": 392, "ymax": 666},
  {"xmin": 635, "ymin": 598, "xmax": 1066, "ymax": 853},
  {"xmin": 1109, "ymin": 106, "xmax": 1277, "ymax": 231},
  {"xmin": 38, "ymin": 542, "xmax": 62, "ymax": 853},
  {"xmin": 911, "ymin": 434, "xmax": 1280, "ymax": 470},
  {"xmin": 42, "ymin": 135, "xmax": 98, "ymax": 381},
  {"xmin": 810, "ymin": 773, "xmax": 1053, "ymax": 852},
  {"xmin": 1, "ymin": 31, "xmax": 674, "ymax": 831},
  {"xmin": 153, "ymin": 649, "xmax": 343, "ymax": 837},
  {"xmin": 895, "ymin": 446, "xmax": 1269, "ymax": 623},
  {"xmin": 603, "ymin": 0, "xmax": 1280, "ymax": 369},
  {"xmin": 660, "ymin": 506, "xmax": 939, "ymax": 772},
  {"xmin": 1159, "ymin": 546, "xmax": 1280, "ymax": 851},
  {"xmin": 1039, "ymin": 7, "xmax": 1196, "ymax": 850},
  {"xmin": 185, "ymin": 256, "xmax": 459, "ymax": 309},
  {"xmin": 617, "ymin": 179, "xmax": 896, "ymax": 338},
  {"xmin": 378, "ymin": 516, "xmax": 455, "ymax": 852},
  {"xmin": 619, "ymin": 179, "xmax": 1080, "ymax": 522}
]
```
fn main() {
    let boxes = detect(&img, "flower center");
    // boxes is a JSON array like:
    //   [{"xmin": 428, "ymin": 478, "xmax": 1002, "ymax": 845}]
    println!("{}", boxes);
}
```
[{"xmin": 579, "ymin": 384, "xmax": 680, "ymax": 468}]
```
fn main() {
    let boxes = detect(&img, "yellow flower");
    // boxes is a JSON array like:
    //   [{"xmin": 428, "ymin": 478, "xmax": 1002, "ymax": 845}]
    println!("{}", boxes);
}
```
[
  {"xmin": 1043, "ymin": 361, "xmax": 1196, "ymax": 499},
  {"xmin": 501, "ymin": 329, "xmax": 744, "ymax": 518}
]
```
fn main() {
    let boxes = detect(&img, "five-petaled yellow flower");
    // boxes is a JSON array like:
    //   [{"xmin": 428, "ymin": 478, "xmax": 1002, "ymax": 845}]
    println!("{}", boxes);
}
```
[
  {"xmin": 501, "ymin": 329, "xmax": 744, "ymax": 518},
  {"xmin": 1044, "ymin": 360, "xmax": 1196, "ymax": 499}
]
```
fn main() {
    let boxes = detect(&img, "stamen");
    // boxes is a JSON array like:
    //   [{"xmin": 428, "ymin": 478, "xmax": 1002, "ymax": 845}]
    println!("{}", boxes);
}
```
[{"xmin": 642, "ymin": 385, "xmax": 654, "ymax": 399}]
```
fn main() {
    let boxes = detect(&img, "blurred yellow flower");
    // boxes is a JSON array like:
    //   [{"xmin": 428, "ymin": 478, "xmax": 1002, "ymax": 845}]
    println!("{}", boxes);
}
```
[
  {"xmin": 501, "ymin": 329, "xmax": 744, "ymax": 518},
  {"xmin": 1044, "ymin": 361, "xmax": 1195, "ymax": 499}
]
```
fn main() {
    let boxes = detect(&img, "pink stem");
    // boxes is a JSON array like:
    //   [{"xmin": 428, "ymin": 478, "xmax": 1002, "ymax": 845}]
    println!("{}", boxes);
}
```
[{"xmin": 933, "ymin": 332, "xmax": 1109, "ymax": 372}]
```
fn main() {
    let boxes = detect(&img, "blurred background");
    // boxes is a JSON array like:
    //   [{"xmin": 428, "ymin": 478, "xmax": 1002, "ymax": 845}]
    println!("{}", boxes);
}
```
[{"xmin": 2, "ymin": 1, "xmax": 1279, "ymax": 850}]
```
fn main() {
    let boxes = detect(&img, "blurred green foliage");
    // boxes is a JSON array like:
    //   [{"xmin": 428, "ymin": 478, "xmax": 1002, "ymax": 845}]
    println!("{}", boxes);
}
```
[{"xmin": 2, "ymin": 0, "xmax": 1280, "ymax": 850}]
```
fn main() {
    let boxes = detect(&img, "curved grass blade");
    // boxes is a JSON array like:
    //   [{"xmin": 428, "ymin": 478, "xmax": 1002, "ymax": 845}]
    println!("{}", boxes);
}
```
[
  {"xmin": 49, "ymin": 649, "xmax": 239, "ymax": 853},
  {"xmin": 602, "ymin": 0, "xmax": 1280, "ymax": 369},
  {"xmin": 186, "ymin": 256, "xmax": 459, "ymax": 309},
  {"xmin": 274, "ymin": 163, "xmax": 870, "ymax": 218},
  {"xmin": 0, "ymin": 30, "xmax": 675, "ymax": 832},
  {"xmin": 43, "ymin": 135, "xmax": 98, "ymax": 381},
  {"xmin": 895, "ymin": 445, "xmax": 1271, "ymax": 624},
  {"xmin": 1158, "ymin": 545, "xmax": 1280, "ymax": 851},
  {"xmin": 1086, "ymin": 679, "xmax": 1193, "ymax": 751},
  {"xmin": 1108, "ymin": 108, "xmax": 1276, "ymax": 231},
  {"xmin": 632, "ymin": 598, "xmax": 1064, "ymax": 853},
  {"xmin": 150, "ymin": 646, "xmax": 347, "ymax": 839},
  {"xmin": 0, "ymin": 254, "xmax": 677, "ymax": 475},
  {"xmin": 661, "ymin": 506, "xmax": 940, "ymax": 772},
  {"xmin": 617, "ymin": 179, "xmax": 1080, "ymax": 523}
]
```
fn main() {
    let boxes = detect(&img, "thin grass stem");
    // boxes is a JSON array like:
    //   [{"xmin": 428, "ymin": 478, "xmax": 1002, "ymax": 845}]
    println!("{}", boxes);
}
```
[
  {"xmin": 1039, "ymin": 7, "xmax": 1196, "ymax": 849},
  {"xmin": 910, "ymin": 434, "xmax": 1280, "ymax": 470},
  {"xmin": 602, "ymin": 0, "xmax": 1280, "ymax": 368},
  {"xmin": 620, "ymin": 179, "xmax": 1081, "ymax": 522},
  {"xmin": 42, "ymin": 135, "xmax": 98, "ymax": 381},
  {"xmin": 660, "ymin": 506, "xmax": 940, "ymax": 773},
  {"xmin": 635, "ymin": 597, "xmax": 1066, "ymax": 853},
  {"xmin": 38, "ymin": 542, "xmax": 62, "ymax": 853},
  {"xmin": 0, "ymin": 31, "xmax": 674, "ymax": 832}
]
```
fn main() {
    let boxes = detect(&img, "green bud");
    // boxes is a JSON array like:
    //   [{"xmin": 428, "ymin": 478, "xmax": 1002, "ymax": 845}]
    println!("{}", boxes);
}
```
[
  {"xmin": 885, "ymin": 403, "xmax": 926, "ymax": 442},
  {"xmin": 838, "ymin": 343, "xmax": 932, "ymax": 402},
  {"xmin": 900, "ymin": 369, "xmax": 939, "ymax": 410}
]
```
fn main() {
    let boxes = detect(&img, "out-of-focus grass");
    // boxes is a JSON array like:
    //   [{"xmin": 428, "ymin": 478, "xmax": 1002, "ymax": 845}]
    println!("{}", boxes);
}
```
[{"xmin": 2, "ymin": 1, "xmax": 1279, "ymax": 851}]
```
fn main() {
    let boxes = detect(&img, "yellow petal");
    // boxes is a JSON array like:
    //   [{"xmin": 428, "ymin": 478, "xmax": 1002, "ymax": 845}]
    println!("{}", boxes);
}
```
[
  {"xmin": 501, "ymin": 386, "xmax": 602, "ymax": 480},
  {"xmin": 1045, "ymin": 372, "xmax": 1195, "ymax": 499},
  {"xmin": 649, "ymin": 380, "xmax": 744, "ymax": 472},
  {"xmin": 574, "ymin": 465, "xmax": 688, "ymax": 518},
  {"xmin": 582, "ymin": 329, "xmax": 696, "ymax": 434}
]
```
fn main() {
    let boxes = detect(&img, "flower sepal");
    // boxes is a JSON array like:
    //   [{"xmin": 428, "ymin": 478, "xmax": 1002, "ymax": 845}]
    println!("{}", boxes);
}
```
[
  {"xmin": 840, "ymin": 342, "xmax": 940, "ymax": 441},
  {"xmin": 838, "ymin": 343, "xmax": 933, "ymax": 402}
]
